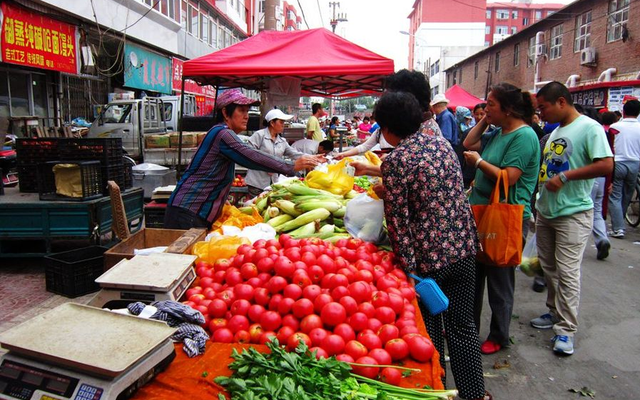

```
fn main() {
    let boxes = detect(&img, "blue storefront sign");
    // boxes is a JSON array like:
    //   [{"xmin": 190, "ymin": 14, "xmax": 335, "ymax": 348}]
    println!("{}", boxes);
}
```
[{"xmin": 124, "ymin": 43, "xmax": 172, "ymax": 94}]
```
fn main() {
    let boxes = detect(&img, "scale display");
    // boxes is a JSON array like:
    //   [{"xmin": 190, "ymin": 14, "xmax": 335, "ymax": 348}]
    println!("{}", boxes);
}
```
[{"xmin": 0, "ymin": 359, "xmax": 81, "ymax": 399}]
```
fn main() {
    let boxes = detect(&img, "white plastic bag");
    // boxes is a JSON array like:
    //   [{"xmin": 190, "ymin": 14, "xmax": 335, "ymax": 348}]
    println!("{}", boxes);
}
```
[
  {"xmin": 344, "ymin": 193, "xmax": 385, "ymax": 243},
  {"xmin": 518, "ymin": 233, "xmax": 543, "ymax": 277}
]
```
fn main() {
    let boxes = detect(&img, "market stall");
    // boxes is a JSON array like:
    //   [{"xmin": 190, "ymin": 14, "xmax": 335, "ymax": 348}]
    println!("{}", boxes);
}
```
[{"xmin": 444, "ymin": 84, "xmax": 484, "ymax": 109}]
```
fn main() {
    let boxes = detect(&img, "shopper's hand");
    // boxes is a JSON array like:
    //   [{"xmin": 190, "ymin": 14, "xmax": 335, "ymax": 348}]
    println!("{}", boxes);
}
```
[
  {"xmin": 293, "ymin": 155, "xmax": 321, "ymax": 172},
  {"xmin": 544, "ymin": 175, "xmax": 564, "ymax": 192},
  {"xmin": 350, "ymin": 161, "xmax": 382, "ymax": 177},
  {"xmin": 334, "ymin": 152, "xmax": 346, "ymax": 160},
  {"xmin": 372, "ymin": 181, "xmax": 386, "ymax": 200},
  {"xmin": 463, "ymin": 150, "xmax": 481, "ymax": 167}
]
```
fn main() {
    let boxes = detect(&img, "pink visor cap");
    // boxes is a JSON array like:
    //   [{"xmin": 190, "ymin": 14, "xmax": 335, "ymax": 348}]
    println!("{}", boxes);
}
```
[{"xmin": 216, "ymin": 89, "xmax": 260, "ymax": 109}]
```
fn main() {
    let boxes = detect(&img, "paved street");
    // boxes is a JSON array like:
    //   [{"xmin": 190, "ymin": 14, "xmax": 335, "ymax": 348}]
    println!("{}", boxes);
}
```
[{"xmin": 1, "ymin": 228, "xmax": 639, "ymax": 399}]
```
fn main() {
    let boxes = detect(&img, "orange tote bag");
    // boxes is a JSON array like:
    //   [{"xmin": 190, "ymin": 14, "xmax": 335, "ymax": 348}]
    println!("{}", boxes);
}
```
[{"xmin": 471, "ymin": 170, "xmax": 524, "ymax": 267}]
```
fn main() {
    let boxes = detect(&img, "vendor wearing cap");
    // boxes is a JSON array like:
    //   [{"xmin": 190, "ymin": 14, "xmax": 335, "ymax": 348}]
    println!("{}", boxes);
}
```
[
  {"xmin": 245, "ymin": 109, "xmax": 311, "ymax": 197},
  {"xmin": 431, "ymin": 93, "xmax": 458, "ymax": 147},
  {"xmin": 164, "ymin": 89, "xmax": 322, "ymax": 230}
]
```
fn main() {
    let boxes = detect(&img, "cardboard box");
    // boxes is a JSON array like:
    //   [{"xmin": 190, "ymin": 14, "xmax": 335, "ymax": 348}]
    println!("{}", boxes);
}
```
[
  {"xmin": 145, "ymin": 135, "xmax": 170, "ymax": 149},
  {"xmin": 196, "ymin": 132, "xmax": 207, "ymax": 146},
  {"xmin": 170, "ymin": 132, "xmax": 197, "ymax": 148},
  {"xmin": 103, "ymin": 228, "xmax": 206, "ymax": 270}
]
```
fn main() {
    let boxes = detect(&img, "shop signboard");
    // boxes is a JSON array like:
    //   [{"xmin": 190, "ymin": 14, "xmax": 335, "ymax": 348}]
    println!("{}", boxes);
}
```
[
  {"xmin": 124, "ymin": 43, "xmax": 172, "ymax": 94},
  {"xmin": 172, "ymin": 58, "xmax": 215, "ymax": 115},
  {"xmin": 608, "ymin": 86, "xmax": 640, "ymax": 112},
  {"xmin": 571, "ymin": 88, "xmax": 607, "ymax": 108},
  {"xmin": 0, "ymin": 2, "xmax": 78, "ymax": 74}
]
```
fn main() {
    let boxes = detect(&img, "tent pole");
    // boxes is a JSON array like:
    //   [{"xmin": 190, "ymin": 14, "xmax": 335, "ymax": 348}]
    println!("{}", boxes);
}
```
[{"xmin": 177, "ymin": 77, "xmax": 186, "ymax": 180}]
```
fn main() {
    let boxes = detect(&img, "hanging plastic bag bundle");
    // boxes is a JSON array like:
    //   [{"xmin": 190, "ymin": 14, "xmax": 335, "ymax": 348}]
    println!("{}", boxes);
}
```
[
  {"xmin": 518, "ymin": 233, "xmax": 543, "ymax": 277},
  {"xmin": 344, "ymin": 193, "xmax": 385, "ymax": 243},
  {"xmin": 305, "ymin": 159, "xmax": 355, "ymax": 196}
]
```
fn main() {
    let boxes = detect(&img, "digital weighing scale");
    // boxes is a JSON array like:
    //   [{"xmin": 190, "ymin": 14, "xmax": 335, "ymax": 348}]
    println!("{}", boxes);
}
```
[
  {"xmin": 89, "ymin": 253, "xmax": 197, "ymax": 309},
  {"xmin": 0, "ymin": 303, "xmax": 177, "ymax": 400}
]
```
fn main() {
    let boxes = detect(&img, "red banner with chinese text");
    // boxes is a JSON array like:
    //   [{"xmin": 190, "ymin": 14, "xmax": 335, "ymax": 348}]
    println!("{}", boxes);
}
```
[{"xmin": 0, "ymin": 3, "xmax": 78, "ymax": 74}]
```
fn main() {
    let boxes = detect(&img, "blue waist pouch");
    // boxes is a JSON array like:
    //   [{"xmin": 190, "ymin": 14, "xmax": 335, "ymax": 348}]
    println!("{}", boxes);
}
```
[{"xmin": 408, "ymin": 273, "xmax": 449, "ymax": 315}]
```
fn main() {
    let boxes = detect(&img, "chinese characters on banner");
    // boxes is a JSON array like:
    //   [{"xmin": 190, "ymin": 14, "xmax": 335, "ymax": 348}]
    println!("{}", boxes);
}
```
[
  {"xmin": 571, "ymin": 88, "xmax": 607, "ymax": 108},
  {"xmin": 172, "ymin": 58, "xmax": 216, "ymax": 116},
  {"xmin": 0, "ymin": 2, "xmax": 78, "ymax": 74},
  {"xmin": 124, "ymin": 43, "xmax": 172, "ymax": 94}
]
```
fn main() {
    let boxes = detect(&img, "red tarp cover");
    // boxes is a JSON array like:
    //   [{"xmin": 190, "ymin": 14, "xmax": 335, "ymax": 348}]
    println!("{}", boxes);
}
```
[
  {"xmin": 444, "ymin": 84, "xmax": 484, "ymax": 110},
  {"xmin": 182, "ymin": 28, "xmax": 395, "ymax": 97}
]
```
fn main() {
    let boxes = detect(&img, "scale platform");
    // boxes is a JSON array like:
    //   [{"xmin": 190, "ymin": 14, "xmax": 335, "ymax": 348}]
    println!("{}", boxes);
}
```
[
  {"xmin": 0, "ymin": 303, "xmax": 177, "ymax": 400},
  {"xmin": 89, "ymin": 253, "xmax": 197, "ymax": 309}
]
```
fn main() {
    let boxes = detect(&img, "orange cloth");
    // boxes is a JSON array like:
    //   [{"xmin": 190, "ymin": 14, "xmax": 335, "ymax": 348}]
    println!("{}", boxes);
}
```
[{"xmin": 132, "ymin": 303, "xmax": 444, "ymax": 400}]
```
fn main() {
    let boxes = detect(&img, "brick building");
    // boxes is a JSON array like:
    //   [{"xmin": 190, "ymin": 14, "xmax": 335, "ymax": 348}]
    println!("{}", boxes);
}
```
[
  {"xmin": 485, "ymin": 1, "xmax": 565, "ymax": 46},
  {"xmin": 445, "ymin": 0, "xmax": 640, "ymax": 111}
]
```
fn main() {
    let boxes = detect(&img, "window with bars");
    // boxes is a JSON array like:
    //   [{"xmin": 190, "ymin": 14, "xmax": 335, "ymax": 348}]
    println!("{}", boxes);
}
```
[
  {"xmin": 497, "ymin": 9, "xmax": 509, "ymax": 19},
  {"xmin": 535, "ymin": 10, "xmax": 542, "ymax": 20},
  {"xmin": 496, "ymin": 26, "xmax": 509, "ymax": 35},
  {"xmin": 574, "ymin": 10, "xmax": 592, "ymax": 51},
  {"xmin": 607, "ymin": 0, "xmax": 629, "ymax": 42},
  {"xmin": 495, "ymin": 52, "xmax": 500, "ymax": 72},
  {"xmin": 511, "ymin": 26, "xmax": 517, "ymax": 34},
  {"xmin": 486, "ymin": 10, "xmax": 492, "ymax": 18},
  {"xmin": 550, "ymin": 24, "xmax": 563, "ymax": 59},
  {"xmin": 527, "ymin": 37, "xmax": 535, "ymax": 67},
  {"xmin": 474, "ymin": 61, "xmax": 479, "ymax": 79},
  {"xmin": 512, "ymin": 10, "xmax": 518, "ymax": 19},
  {"xmin": 514, "ymin": 43, "xmax": 520, "ymax": 66}
]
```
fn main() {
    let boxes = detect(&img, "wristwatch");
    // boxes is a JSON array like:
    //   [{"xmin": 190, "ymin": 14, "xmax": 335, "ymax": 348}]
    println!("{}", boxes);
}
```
[{"xmin": 558, "ymin": 171, "xmax": 569, "ymax": 184}]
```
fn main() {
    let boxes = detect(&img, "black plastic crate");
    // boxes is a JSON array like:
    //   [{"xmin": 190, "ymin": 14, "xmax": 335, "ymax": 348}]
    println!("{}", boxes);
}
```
[
  {"xmin": 15, "ymin": 138, "xmax": 60, "ymax": 166},
  {"xmin": 102, "ymin": 164, "xmax": 126, "ymax": 194},
  {"xmin": 124, "ymin": 163, "xmax": 133, "ymax": 189},
  {"xmin": 58, "ymin": 138, "xmax": 123, "ymax": 164},
  {"xmin": 144, "ymin": 204, "xmax": 166, "ymax": 228},
  {"xmin": 18, "ymin": 163, "xmax": 39, "ymax": 193},
  {"xmin": 45, "ymin": 246, "xmax": 108, "ymax": 298},
  {"xmin": 38, "ymin": 161, "xmax": 103, "ymax": 201}
]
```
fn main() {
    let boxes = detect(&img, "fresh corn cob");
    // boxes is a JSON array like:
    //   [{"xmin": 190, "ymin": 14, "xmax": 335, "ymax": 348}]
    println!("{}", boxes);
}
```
[
  {"xmin": 323, "ymin": 233, "xmax": 352, "ymax": 243},
  {"xmin": 274, "ymin": 200, "xmax": 302, "ymax": 217},
  {"xmin": 291, "ymin": 195, "xmax": 342, "ymax": 204},
  {"xmin": 295, "ymin": 200, "xmax": 343, "ymax": 213},
  {"xmin": 262, "ymin": 209, "xmax": 271, "ymax": 223},
  {"xmin": 255, "ymin": 196, "xmax": 268, "ymax": 212},
  {"xmin": 270, "ymin": 178, "xmax": 300, "ymax": 191},
  {"xmin": 287, "ymin": 182, "xmax": 343, "ymax": 199},
  {"xmin": 267, "ymin": 206, "xmax": 280, "ymax": 218},
  {"xmin": 333, "ymin": 218, "xmax": 344, "ymax": 227},
  {"xmin": 319, "ymin": 224, "xmax": 335, "ymax": 234},
  {"xmin": 288, "ymin": 222, "xmax": 317, "ymax": 238},
  {"xmin": 238, "ymin": 206, "xmax": 255, "ymax": 215},
  {"xmin": 345, "ymin": 190, "xmax": 360, "ymax": 200},
  {"xmin": 275, "ymin": 208, "xmax": 331, "ymax": 233},
  {"xmin": 332, "ymin": 206, "xmax": 346, "ymax": 218},
  {"xmin": 266, "ymin": 214, "xmax": 294, "ymax": 228}
]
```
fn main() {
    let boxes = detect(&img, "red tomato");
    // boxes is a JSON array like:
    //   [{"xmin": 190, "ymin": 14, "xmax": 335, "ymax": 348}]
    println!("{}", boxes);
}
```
[
  {"xmin": 213, "ymin": 258, "xmax": 231, "ymax": 271},
  {"xmin": 234, "ymin": 330, "xmax": 251, "ymax": 344},
  {"xmin": 321, "ymin": 334, "xmax": 346, "ymax": 356},
  {"xmin": 377, "ymin": 324, "xmax": 400, "ymax": 345},
  {"xmin": 357, "ymin": 302, "xmax": 376, "ymax": 319},
  {"xmin": 405, "ymin": 335, "xmax": 435, "ymax": 362},
  {"xmin": 230, "ymin": 299, "xmax": 251, "ymax": 316},
  {"xmin": 316, "ymin": 254, "xmax": 336, "ymax": 273},
  {"xmin": 385, "ymin": 338, "xmax": 410, "ymax": 361},
  {"xmin": 213, "ymin": 270, "xmax": 226, "ymax": 284},
  {"xmin": 253, "ymin": 239, "xmax": 267, "ymax": 248},
  {"xmin": 380, "ymin": 367, "xmax": 402, "ymax": 386},
  {"xmin": 339, "ymin": 296, "xmax": 358, "ymax": 316},
  {"xmin": 291, "ymin": 270, "xmax": 312, "ymax": 288},
  {"xmin": 186, "ymin": 286, "xmax": 202, "ymax": 298},
  {"xmin": 300, "ymin": 314, "xmax": 323, "ymax": 333},
  {"xmin": 292, "ymin": 298, "xmax": 314, "ymax": 319},
  {"xmin": 277, "ymin": 325, "xmax": 296, "ymax": 344},
  {"xmin": 213, "ymin": 328, "xmax": 234, "ymax": 343},
  {"xmin": 308, "ymin": 327, "xmax": 329, "ymax": 347},
  {"xmin": 277, "ymin": 297, "xmax": 295, "ymax": 315},
  {"xmin": 354, "ymin": 270, "xmax": 374, "ymax": 283},
  {"xmin": 331, "ymin": 286, "xmax": 350, "ymax": 300},
  {"xmin": 260, "ymin": 311, "xmax": 282, "ymax": 332},
  {"xmin": 333, "ymin": 323, "xmax": 356, "ymax": 342},
  {"xmin": 387, "ymin": 293, "xmax": 405, "ymax": 315},
  {"xmin": 226, "ymin": 269, "xmax": 243, "ymax": 286},
  {"xmin": 348, "ymin": 312, "xmax": 369, "ymax": 332},
  {"xmin": 313, "ymin": 293, "xmax": 334, "ymax": 314},
  {"xmin": 248, "ymin": 304, "xmax": 266, "ymax": 323},
  {"xmin": 395, "ymin": 318, "xmax": 417, "ymax": 331},
  {"xmin": 375, "ymin": 307, "xmax": 396, "ymax": 325},
  {"xmin": 227, "ymin": 315, "xmax": 249, "ymax": 334},
  {"xmin": 371, "ymin": 291, "xmax": 390, "ymax": 308},
  {"xmin": 208, "ymin": 318, "xmax": 227, "ymax": 333},
  {"xmin": 274, "ymin": 256, "xmax": 295, "ymax": 278},
  {"xmin": 344, "ymin": 340, "xmax": 369, "ymax": 360},
  {"xmin": 287, "ymin": 332, "xmax": 312, "ymax": 352},
  {"xmin": 336, "ymin": 353, "xmax": 355, "ymax": 363},
  {"xmin": 359, "ymin": 331, "xmax": 382, "ymax": 351},
  {"xmin": 302, "ymin": 285, "xmax": 322, "ymax": 301},
  {"xmin": 308, "ymin": 265, "xmax": 325, "ymax": 284},
  {"xmin": 400, "ymin": 326, "xmax": 420, "ymax": 336},
  {"xmin": 267, "ymin": 276, "xmax": 288, "ymax": 294},
  {"xmin": 321, "ymin": 302, "xmax": 347, "ymax": 327},
  {"xmin": 258, "ymin": 331, "xmax": 277, "ymax": 345},
  {"xmin": 352, "ymin": 356, "xmax": 379, "ymax": 379},
  {"xmin": 310, "ymin": 347, "xmax": 329, "ymax": 359},
  {"xmin": 367, "ymin": 318, "xmax": 383, "ymax": 332},
  {"xmin": 234, "ymin": 284, "xmax": 254, "ymax": 301},
  {"xmin": 216, "ymin": 290, "xmax": 235, "ymax": 307},
  {"xmin": 281, "ymin": 314, "xmax": 300, "ymax": 331},
  {"xmin": 240, "ymin": 263, "xmax": 258, "ymax": 280},
  {"xmin": 207, "ymin": 299, "xmax": 227, "ymax": 318},
  {"xmin": 256, "ymin": 257, "xmax": 275, "ymax": 273},
  {"xmin": 245, "ymin": 277, "xmax": 262, "ymax": 288},
  {"xmin": 368, "ymin": 348, "xmax": 392, "ymax": 365},
  {"xmin": 300, "ymin": 252, "xmax": 317, "ymax": 266},
  {"xmin": 253, "ymin": 287, "xmax": 271, "ymax": 306}
]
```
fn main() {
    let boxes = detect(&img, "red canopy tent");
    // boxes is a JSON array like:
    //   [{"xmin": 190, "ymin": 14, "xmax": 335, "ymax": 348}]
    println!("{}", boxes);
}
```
[
  {"xmin": 181, "ymin": 28, "xmax": 395, "ymax": 98},
  {"xmin": 444, "ymin": 84, "xmax": 484, "ymax": 110}
]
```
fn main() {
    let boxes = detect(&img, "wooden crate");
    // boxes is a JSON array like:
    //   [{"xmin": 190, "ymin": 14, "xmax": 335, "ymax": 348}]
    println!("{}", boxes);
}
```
[{"xmin": 103, "ymin": 228, "xmax": 206, "ymax": 270}]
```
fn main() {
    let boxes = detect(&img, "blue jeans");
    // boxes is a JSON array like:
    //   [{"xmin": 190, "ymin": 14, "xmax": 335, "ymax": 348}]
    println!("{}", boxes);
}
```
[
  {"xmin": 590, "ymin": 177, "xmax": 609, "ymax": 247},
  {"xmin": 609, "ymin": 160, "xmax": 640, "ymax": 232}
]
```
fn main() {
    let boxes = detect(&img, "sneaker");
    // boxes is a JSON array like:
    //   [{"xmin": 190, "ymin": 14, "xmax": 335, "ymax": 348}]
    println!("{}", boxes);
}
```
[
  {"xmin": 596, "ymin": 241, "xmax": 611, "ymax": 260},
  {"xmin": 530, "ymin": 313, "xmax": 559, "ymax": 329},
  {"xmin": 532, "ymin": 276, "xmax": 546, "ymax": 292},
  {"xmin": 480, "ymin": 340, "xmax": 502, "ymax": 355},
  {"xmin": 609, "ymin": 230, "xmax": 625, "ymax": 239},
  {"xmin": 552, "ymin": 335, "xmax": 574, "ymax": 355}
]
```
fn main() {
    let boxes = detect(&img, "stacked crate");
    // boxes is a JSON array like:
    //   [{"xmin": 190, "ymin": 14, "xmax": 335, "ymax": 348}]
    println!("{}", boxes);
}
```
[{"xmin": 15, "ymin": 138, "xmax": 61, "ymax": 193}]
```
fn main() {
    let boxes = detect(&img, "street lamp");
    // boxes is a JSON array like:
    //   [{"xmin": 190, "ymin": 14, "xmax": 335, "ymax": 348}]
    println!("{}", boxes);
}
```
[{"xmin": 400, "ymin": 31, "xmax": 427, "ymax": 72}]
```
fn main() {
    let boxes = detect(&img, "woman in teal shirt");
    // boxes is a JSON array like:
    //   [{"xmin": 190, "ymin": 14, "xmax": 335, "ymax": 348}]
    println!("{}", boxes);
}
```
[{"xmin": 463, "ymin": 83, "xmax": 540, "ymax": 355}]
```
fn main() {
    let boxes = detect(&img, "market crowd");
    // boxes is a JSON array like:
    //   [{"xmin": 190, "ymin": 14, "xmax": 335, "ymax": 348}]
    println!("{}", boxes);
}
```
[{"xmin": 163, "ymin": 68, "xmax": 640, "ymax": 400}]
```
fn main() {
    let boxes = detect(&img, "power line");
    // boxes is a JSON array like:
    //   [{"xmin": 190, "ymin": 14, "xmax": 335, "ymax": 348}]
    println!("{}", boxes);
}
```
[
  {"xmin": 316, "ymin": 0, "xmax": 325, "ymax": 28},
  {"xmin": 297, "ymin": 0, "xmax": 311, "ymax": 29}
]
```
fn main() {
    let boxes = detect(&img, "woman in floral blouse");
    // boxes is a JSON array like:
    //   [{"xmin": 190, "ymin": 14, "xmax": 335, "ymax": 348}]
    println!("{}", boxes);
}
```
[{"xmin": 374, "ymin": 91, "xmax": 487, "ymax": 400}]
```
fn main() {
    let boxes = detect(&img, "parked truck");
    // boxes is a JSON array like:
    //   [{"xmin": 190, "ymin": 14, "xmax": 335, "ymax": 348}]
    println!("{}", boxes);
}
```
[{"xmin": 87, "ymin": 95, "xmax": 199, "ymax": 165}]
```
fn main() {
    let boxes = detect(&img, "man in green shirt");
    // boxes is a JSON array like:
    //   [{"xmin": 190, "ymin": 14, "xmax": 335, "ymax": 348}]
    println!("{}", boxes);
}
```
[
  {"xmin": 532, "ymin": 82, "xmax": 613, "ymax": 356},
  {"xmin": 306, "ymin": 103, "xmax": 325, "ymax": 142}
]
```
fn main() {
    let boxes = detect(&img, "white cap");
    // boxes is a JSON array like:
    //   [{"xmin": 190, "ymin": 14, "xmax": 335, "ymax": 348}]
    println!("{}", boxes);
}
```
[
  {"xmin": 265, "ymin": 109, "xmax": 294, "ymax": 122},
  {"xmin": 430, "ymin": 93, "xmax": 450, "ymax": 107}
]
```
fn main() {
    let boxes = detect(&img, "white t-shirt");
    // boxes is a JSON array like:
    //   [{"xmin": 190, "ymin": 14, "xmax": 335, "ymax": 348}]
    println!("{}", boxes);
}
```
[
  {"xmin": 291, "ymin": 138, "xmax": 319, "ymax": 154},
  {"xmin": 611, "ymin": 118, "xmax": 640, "ymax": 162}
]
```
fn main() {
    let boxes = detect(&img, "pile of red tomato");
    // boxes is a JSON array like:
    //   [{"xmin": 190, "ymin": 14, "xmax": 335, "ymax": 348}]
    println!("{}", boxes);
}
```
[{"xmin": 184, "ymin": 235, "xmax": 435, "ymax": 384}]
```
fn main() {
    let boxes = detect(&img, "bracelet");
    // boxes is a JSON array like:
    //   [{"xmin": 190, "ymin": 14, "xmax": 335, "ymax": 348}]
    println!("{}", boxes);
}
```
[
  {"xmin": 558, "ymin": 171, "xmax": 569, "ymax": 184},
  {"xmin": 474, "ymin": 157, "xmax": 484, "ymax": 168}
]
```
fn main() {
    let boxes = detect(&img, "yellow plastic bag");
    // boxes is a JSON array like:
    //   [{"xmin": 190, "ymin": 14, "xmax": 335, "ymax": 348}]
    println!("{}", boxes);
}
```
[
  {"xmin": 192, "ymin": 235, "xmax": 250, "ymax": 264},
  {"xmin": 364, "ymin": 151, "xmax": 382, "ymax": 166},
  {"xmin": 306, "ymin": 159, "xmax": 355, "ymax": 196},
  {"xmin": 211, "ymin": 204, "xmax": 263, "ymax": 233},
  {"xmin": 53, "ymin": 164, "xmax": 83, "ymax": 197}
]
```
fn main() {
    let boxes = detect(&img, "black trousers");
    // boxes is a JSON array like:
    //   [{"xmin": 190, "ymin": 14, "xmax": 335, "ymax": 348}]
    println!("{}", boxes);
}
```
[{"xmin": 163, "ymin": 205, "xmax": 210, "ymax": 230}]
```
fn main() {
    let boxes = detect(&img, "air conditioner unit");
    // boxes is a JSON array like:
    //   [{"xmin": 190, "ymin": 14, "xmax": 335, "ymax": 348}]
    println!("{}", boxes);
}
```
[
  {"xmin": 580, "ymin": 47, "xmax": 596, "ymax": 65},
  {"xmin": 536, "ymin": 43, "xmax": 547, "ymax": 56}
]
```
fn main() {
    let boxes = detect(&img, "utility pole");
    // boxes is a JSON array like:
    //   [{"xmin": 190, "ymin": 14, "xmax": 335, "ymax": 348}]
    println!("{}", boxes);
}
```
[
  {"xmin": 264, "ymin": 0, "xmax": 278, "ymax": 31},
  {"xmin": 329, "ymin": 2, "xmax": 348, "ymax": 34}
]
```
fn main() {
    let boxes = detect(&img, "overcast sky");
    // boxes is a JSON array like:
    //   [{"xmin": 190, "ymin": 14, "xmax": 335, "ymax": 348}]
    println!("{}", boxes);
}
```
[{"xmin": 294, "ymin": 0, "xmax": 575, "ymax": 71}]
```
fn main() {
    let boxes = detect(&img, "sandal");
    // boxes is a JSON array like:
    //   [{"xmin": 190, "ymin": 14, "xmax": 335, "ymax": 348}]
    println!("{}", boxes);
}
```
[
  {"xmin": 484, "ymin": 391, "xmax": 493, "ymax": 400},
  {"xmin": 480, "ymin": 340, "xmax": 502, "ymax": 355}
]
